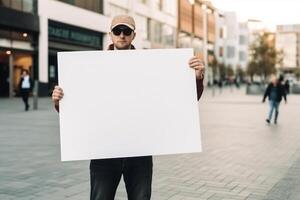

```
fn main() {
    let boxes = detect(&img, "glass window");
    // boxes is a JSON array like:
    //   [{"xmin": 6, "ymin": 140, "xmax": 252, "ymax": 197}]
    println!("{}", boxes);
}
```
[
  {"xmin": 74, "ymin": 0, "xmax": 84, "ymax": 7},
  {"xmin": 162, "ymin": 24, "xmax": 175, "ymax": 47},
  {"xmin": 0, "ymin": 0, "xmax": 11, "ymax": 7},
  {"xmin": 153, "ymin": 20, "xmax": 162, "ymax": 44},
  {"xmin": 239, "ymin": 51, "xmax": 246, "ymax": 61},
  {"xmin": 227, "ymin": 46, "xmax": 235, "ymax": 58},
  {"xmin": 239, "ymin": 35, "xmax": 247, "ymax": 45},
  {"xmin": 139, "ymin": 0, "xmax": 147, "ymax": 4},
  {"xmin": 219, "ymin": 47, "xmax": 223, "ymax": 57},
  {"xmin": 23, "ymin": 0, "xmax": 33, "ymax": 12},
  {"xmin": 219, "ymin": 28, "xmax": 223, "ymax": 38},
  {"xmin": 0, "ymin": 0, "xmax": 36, "ymax": 13},
  {"xmin": 11, "ymin": 0, "xmax": 22, "ymax": 10},
  {"xmin": 58, "ymin": 0, "xmax": 103, "ymax": 14}
]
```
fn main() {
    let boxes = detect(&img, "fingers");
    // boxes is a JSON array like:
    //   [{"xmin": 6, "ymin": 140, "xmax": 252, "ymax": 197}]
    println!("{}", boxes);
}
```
[
  {"xmin": 52, "ymin": 86, "xmax": 64, "ymax": 104},
  {"xmin": 188, "ymin": 57, "xmax": 205, "ymax": 80},
  {"xmin": 189, "ymin": 57, "xmax": 205, "ymax": 70}
]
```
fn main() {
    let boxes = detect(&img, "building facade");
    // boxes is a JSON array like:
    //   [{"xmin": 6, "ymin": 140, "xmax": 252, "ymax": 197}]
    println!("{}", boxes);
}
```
[
  {"xmin": 0, "ymin": 0, "xmax": 39, "ymax": 97},
  {"xmin": 223, "ymin": 12, "xmax": 239, "ymax": 72},
  {"xmin": 214, "ymin": 11, "xmax": 225, "ymax": 65},
  {"xmin": 238, "ymin": 22, "xmax": 249, "ymax": 70},
  {"xmin": 276, "ymin": 25, "xmax": 300, "ymax": 73},
  {"xmin": 104, "ymin": 0, "xmax": 177, "ymax": 50},
  {"xmin": 38, "ymin": 0, "xmax": 108, "ymax": 96}
]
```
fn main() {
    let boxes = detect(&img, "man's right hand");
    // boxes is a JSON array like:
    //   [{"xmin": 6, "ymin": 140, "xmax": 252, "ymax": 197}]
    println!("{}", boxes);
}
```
[{"xmin": 52, "ymin": 86, "xmax": 64, "ymax": 106}]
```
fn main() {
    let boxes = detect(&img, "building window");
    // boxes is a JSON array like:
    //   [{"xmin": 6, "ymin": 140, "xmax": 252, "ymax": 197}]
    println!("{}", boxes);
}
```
[
  {"xmin": 153, "ymin": 20, "xmax": 162, "ymax": 44},
  {"xmin": 58, "ymin": 0, "xmax": 104, "ymax": 14},
  {"xmin": 239, "ymin": 35, "xmax": 247, "ymax": 45},
  {"xmin": 139, "ymin": 0, "xmax": 147, "ymax": 4},
  {"xmin": 219, "ymin": 47, "xmax": 224, "ymax": 57},
  {"xmin": 0, "ymin": 29, "xmax": 34, "ymax": 42},
  {"xmin": 227, "ymin": 46, "xmax": 235, "ymax": 58},
  {"xmin": 239, "ymin": 51, "xmax": 246, "ymax": 61},
  {"xmin": 0, "ymin": 0, "xmax": 37, "ymax": 13},
  {"xmin": 162, "ymin": 24, "xmax": 175, "ymax": 47},
  {"xmin": 219, "ymin": 28, "xmax": 223, "ymax": 38},
  {"xmin": 147, "ymin": 18, "xmax": 151, "ymax": 41}
]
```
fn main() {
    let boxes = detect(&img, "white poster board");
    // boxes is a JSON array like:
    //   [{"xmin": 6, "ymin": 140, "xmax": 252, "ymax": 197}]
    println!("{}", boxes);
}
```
[{"xmin": 58, "ymin": 48, "xmax": 202, "ymax": 161}]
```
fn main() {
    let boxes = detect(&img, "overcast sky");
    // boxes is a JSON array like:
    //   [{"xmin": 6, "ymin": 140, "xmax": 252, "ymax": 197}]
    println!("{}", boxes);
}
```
[{"xmin": 210, "ymin": 0, "xmax": 300, "ymax": 31}]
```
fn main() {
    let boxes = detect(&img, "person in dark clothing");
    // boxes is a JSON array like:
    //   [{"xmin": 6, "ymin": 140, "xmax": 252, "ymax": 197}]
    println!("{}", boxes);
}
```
[
  {"xmin": 262, "ymin": 76, "xmax": 287, "ymax": 124},
  {"xmin": 52, "ymin": 15, "xmax": 205, "ymax": 200},
  {"xmin": 284, "ymin": 80, "xmax": 290, "ymax": 94},
  {"xmin": 19, "ymin": 69, "xmax": 33, "ymax": 111}
]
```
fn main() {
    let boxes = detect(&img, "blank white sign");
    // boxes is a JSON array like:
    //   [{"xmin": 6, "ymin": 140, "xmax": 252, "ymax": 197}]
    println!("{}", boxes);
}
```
[{"xmin": 58, "ymin": 48, "xmax": 202, "ymax": 161}]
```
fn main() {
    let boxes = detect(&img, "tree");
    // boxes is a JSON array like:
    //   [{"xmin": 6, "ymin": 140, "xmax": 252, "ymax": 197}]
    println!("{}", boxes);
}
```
[
  {"xmin": 236, "ymin": 66, "xmax": 245, "ymax": 81},
  {"xmin": 218, "ymin": 62, "xmax": 226, "ymax": 80},
  {"xmin": 209, "ymin": 54, "xmax": 218, "ymax": 80},
  {"xmin": 226, "ymin": 64, "xmax": 234, "ymax": 77},
  {"xmin": 247, "ymin": 32, "xmax": 282, "ymax": 81},
  {"xmin": 295, "ymin": 67, "xmax": 300, "ymax": 81}
]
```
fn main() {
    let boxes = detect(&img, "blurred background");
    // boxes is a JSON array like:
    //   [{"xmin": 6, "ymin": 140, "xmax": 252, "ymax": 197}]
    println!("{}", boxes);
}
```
[
  {"xmin": 1, "ymin": 1, "xmax": 300, "ymax": 200},
  {"xmin": 0, "ymin": 0, "xmax": 299, "ymax": 98}
]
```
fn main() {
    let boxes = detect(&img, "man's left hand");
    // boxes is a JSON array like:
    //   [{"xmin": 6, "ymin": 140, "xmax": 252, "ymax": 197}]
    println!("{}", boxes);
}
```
[{"xmin": 189, "ymin": 56, "xmax": 205, "ymax": 80}]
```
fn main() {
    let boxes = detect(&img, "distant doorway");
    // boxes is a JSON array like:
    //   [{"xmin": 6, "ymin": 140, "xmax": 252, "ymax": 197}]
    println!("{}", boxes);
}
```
[
  {"xmin": 0, "ymin": 50, "xmax": 33, "ymax": 97},
  {"xmin": 0, "ymin": 51, "xmax": 9, "ymax": 97}
]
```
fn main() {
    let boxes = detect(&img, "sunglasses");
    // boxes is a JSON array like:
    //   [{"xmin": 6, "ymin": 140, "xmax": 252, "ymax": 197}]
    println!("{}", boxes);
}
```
[{"xmin": 112, "ymin": 27, "xmax": 133, "ymax": 36}]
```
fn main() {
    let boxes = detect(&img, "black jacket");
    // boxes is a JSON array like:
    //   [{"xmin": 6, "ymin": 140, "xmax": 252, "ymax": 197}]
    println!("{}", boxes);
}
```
[
  {"xmin": 263, "ymin": 83, "xmax": 287, "ymax": 103},
  {"xmin": 19, "ymin": 76, "xmax": 34, "ymax": 91}
]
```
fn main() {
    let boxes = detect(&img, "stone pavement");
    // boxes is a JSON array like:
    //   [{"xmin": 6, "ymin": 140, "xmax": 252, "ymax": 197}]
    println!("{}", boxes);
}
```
[{"xmin": 1, "ymin": 87, "xmax": 300, "ymax": 200}]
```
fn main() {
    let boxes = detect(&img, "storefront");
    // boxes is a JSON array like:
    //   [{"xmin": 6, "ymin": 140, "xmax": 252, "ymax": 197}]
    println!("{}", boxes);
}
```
[
  {"xmin": 0, "ymin": 4, "xmax": 39, "ymax": 97},
  {"xmin": 0, "ymin": 45, "xmax": 35, "ymax": 97},
  {"xmin": 46, "ymin": 20, "xmax": 103, "ymax": 94}
]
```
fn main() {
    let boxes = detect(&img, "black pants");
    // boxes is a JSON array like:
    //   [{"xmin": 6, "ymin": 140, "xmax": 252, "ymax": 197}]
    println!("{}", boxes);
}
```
[
  {"xmin": 90, "ymin": 156, "xmax": 152, "ymax": 200},
  {"xmin": 20, "ymin": 89, "xmax": 30, "ymax": 110}
]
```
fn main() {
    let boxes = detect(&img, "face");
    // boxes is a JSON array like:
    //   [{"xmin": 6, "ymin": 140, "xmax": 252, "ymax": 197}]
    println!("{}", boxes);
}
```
[
  {"xmin": 109, "ymin": 25, "xmax": 136, "ymax": 50},
  {"xmin": 271, "ymin": 76, "xmax": 278, "ymax": 85},
  {"xmin": 22, "ymin": 70, "xmax": 28, "ymax": 77}
]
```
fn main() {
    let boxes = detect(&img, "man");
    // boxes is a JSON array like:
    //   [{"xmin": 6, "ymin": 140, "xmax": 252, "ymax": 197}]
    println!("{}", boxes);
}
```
[
  {"xmin": 263, "ymin": 75, "xmax": 287, "ymax": 124},
  {"xmin": 52, "ymin": 15, "xmax": 205, "ymax": 200}
]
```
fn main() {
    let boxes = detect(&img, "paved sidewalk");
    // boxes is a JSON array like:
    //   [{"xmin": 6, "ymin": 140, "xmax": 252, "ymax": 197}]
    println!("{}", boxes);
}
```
[{"xmin": 1, "ymin": 87, "xmax": 300, "ymax": 200}]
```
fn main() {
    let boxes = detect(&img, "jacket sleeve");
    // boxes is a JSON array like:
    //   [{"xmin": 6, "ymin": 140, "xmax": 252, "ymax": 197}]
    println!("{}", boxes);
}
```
[
  {"xmin": 196, "ymin": 78, "xmax": 204, "ymax": 100},
  {"xmin": 55, "ymin": 104, "xmax": 59, "ymax": 112}
]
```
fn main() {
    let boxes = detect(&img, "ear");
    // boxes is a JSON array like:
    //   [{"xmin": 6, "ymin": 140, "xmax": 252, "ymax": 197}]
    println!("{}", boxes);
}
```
[{"xmin": 132, "ymin": 32, "xmax": 136, "ymax": 40}]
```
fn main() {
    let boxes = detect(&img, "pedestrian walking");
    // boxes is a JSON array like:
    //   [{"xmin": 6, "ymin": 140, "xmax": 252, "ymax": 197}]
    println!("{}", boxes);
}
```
[
  {"xmin": 284, "ymin": 80, "xmax": 290, "ymax": 94},
  {"xmin": 52, "ymin": 15, "xmax": 205, "ymax": 200},
  {"xmin": 262, "ymin": 76, "xmax": 287, "ymax": 124},
  {"xmin": 19, "ymin": 69, "xmax": 33, "ymax": 111}
]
